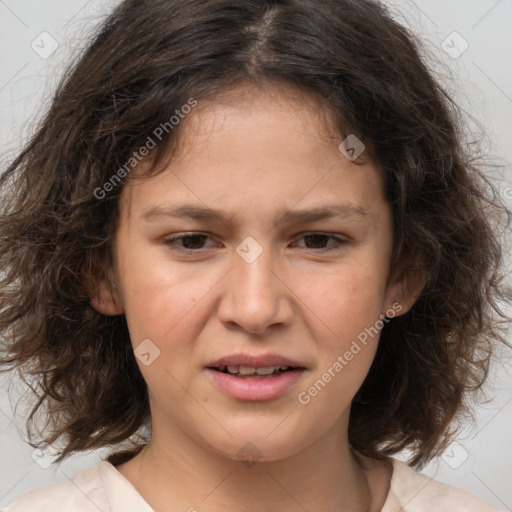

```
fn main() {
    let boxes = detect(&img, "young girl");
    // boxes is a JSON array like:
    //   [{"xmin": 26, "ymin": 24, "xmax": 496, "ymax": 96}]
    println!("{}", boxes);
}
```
[{"xmin": 1, "ymin": 0, "xmax": 510, "ymax": 510}]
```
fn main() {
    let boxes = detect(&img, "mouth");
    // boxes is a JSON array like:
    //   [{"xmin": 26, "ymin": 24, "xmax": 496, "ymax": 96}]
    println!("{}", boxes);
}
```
[
  {"xmin": 207, "ymin": 365, "xmax": 302, "ymax": 379},
  {"xmin": 204, "ymin": 355, "xmax": 307, "ymax": 401}
]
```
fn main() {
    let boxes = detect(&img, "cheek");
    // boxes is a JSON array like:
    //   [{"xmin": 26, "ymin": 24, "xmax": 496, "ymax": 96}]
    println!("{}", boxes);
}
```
[
  {"xmin": 293, "ymin": 265, "xmax": 385, "ymax": 396},
  {"xmin": 116, "ymin": 241, "xmax": 219, "ymax": 352},
  {"xmin": 120, "ymin": 268, "xmax": 216, "ymax": 398},
  {"xmin": 295, "ymin": 281, "xmax": 381, "ymax": 425},
  {"xmin": 298, "ymin": 265, "xmax": 385, "ymax": 342}
]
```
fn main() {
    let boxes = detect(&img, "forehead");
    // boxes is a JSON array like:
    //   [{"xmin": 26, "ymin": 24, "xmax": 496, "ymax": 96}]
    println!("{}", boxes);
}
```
[{"xmin": 121, "ymin": 82, "xmax": 385, "ymax": 219}]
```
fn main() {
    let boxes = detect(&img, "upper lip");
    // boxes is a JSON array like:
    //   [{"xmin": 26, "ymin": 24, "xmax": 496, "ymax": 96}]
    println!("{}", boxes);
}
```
[{"xmin": 206, "ymin": 353, "xmax": 306, "ymax": 369}]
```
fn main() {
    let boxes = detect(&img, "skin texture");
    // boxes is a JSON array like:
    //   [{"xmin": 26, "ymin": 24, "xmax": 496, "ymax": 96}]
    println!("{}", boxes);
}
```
[{"xmin": 91, "ymin": 83, "xmax": 421, "ymax": 512}]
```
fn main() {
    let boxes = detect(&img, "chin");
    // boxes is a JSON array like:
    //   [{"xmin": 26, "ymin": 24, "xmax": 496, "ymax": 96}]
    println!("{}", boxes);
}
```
[{"xmin": 203, "ymin": 426, "xmax": 308, "ymax": 464}]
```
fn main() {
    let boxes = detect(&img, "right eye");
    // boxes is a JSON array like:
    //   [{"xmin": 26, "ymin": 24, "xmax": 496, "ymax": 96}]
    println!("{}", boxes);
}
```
[{"xmin": 163, "ymin": 233, "xmax": 220, "ymax": 253}]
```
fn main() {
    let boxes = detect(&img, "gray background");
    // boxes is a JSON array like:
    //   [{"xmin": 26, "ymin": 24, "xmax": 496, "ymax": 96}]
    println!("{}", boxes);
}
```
[{"xmin": 1, "ymin": 0, "xmax": 511, "ymax": 509}]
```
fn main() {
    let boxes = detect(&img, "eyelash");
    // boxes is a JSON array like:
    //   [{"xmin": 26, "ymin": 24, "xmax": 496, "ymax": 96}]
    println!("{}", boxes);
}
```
[{"xmin": 163, "ymin": 232, "xmax": 348, "ymax": 253}]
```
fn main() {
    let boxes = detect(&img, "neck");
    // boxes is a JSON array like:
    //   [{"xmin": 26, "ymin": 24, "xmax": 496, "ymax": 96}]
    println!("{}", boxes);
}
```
[{"xmin": 115, "ymin": 422, "xmax": 382, "ymax": 512}]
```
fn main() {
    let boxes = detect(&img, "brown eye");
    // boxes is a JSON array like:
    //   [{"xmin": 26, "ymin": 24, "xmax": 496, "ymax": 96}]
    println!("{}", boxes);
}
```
[
  {"xmin": 303, "ymin": 234, "xmax": 330, "ymax": 249},
  {"xmin": 294, "ymin": 233, "xmax": 347, "ymax": 252},
  {"xmin": 164, "ymin": 233, "xmax": 216, "ymax": 252}
]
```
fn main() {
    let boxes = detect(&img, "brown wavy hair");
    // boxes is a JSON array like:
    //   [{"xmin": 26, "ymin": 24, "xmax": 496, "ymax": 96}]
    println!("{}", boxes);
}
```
[{"xmin": 0, "ymin": 0, "xmax": 510, "ymax": 468}]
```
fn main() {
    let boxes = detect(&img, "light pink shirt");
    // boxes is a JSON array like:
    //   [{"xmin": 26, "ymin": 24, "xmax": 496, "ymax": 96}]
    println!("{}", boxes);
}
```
[{"xmin": 1, "ymin": 458, "xmax": 504, "ymax": 511}]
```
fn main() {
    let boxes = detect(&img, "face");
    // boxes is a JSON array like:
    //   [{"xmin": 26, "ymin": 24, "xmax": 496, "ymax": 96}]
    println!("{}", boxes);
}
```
[{"xmin": 93, "ymin": 83, "xmax": 412, "ymax": 462}]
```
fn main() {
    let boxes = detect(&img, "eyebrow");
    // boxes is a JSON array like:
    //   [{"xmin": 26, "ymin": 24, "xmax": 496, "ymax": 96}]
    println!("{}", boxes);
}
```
[{"xmin": 141, "ymin": 203, "xmax": 370, "ymax": 226}]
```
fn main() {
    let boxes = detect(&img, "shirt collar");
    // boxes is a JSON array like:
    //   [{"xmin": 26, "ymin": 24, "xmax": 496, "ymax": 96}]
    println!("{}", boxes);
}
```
[{"xmin": 99, "ymin": 461, "xmax": 155, "ymax": 512}]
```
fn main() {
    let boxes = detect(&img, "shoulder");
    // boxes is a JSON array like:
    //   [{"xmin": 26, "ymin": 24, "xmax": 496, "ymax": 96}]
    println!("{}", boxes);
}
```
[
  {"xmin": 1, "ymin": 465, "xmax": 110, "ymax": 512},
  {"xmin": 384, "ymin": 458, "xmax": 504, "ymax": 512}
]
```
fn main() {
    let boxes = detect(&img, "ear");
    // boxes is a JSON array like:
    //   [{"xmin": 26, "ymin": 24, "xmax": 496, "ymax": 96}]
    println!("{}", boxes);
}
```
[
  {"xmin": 383, "ymin": 253, "xmax": 426, "ymax": 317},
  {"xmin": 83, "ymin": 256, "xmax": 124, "ymax": 316},
  {"xmin": 90, "ymin": 276, "xmax": 125, "ymax": 316}
]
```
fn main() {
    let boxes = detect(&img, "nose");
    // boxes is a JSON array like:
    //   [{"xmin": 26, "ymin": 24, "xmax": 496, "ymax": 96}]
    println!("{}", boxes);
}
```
[{"xmin": 217, "ymin": 244, "xmax": 294, "ymax": 334}]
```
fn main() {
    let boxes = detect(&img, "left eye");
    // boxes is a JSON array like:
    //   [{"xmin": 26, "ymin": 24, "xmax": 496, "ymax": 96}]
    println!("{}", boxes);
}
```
[
  {"xmin": 293, "ymin": 233, "xmax": 347, "ymax": 251},
  {"xmin": 163, "ymin": 232, "xmax": 347, "ymax": 253}
]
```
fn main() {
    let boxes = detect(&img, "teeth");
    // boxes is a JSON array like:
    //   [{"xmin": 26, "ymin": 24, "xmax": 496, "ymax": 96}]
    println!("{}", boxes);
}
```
[
  {"xmin": 255, "ymin": 366, "xmax": 278, "ymax": 375},
  {"xmin": 223, "ymin": 365, "xmax": 291, "ymax": 376},
  {"xmin": 239, "ymin": 366, "xmax": 257, "ymax": 375}
]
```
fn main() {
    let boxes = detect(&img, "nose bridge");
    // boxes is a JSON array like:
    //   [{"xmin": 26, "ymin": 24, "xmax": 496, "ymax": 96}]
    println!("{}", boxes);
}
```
[
  {"xmin": 218, "ymin": 237, "xmax": 292, "ymax": 332},
  {"xmin": 235, "ymin": 241, "xmax": 275, "ymax": 294}
]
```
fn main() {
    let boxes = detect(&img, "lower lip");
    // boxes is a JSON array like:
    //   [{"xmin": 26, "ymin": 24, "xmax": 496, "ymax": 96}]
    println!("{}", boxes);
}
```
[{"xmin": 205, "ymin": 368, "xmax": 305, "ymax": 401}]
